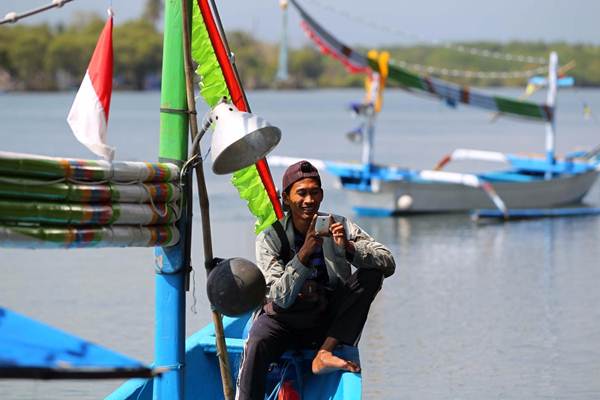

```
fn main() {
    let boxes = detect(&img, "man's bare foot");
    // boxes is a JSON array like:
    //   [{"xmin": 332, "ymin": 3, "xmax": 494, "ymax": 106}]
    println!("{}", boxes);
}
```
[{"xmin": 311, "ymin": 349, "xmax": 361, "ymax": 375}]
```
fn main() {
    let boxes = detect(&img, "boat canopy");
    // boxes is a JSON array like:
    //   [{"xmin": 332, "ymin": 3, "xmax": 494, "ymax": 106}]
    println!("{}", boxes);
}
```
[{"xmin": 289, "ymin": 0, "xmax": 553, "ymax": 122}]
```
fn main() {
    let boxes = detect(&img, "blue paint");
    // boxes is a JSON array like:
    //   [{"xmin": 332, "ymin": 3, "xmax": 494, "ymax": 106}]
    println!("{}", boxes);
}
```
[
  {"xmin": 546, "ymin": 150, "xmax": 556, "ymax": 176},
  {"xmin": 565, "ymin": 150, "xmax": 588, "ymax": 159},
  {"xmin": 479, "ymin": 171, "xmax": 536, "ymax": 182},
  {"xmin": 353, "ymin": 207, "xmax": 395, "ymax": 217},
  {"xmin": 507, "ymin": 155, "xmax": 596, "ymax": 174},
  {"xmin": 153, "ymin": 194, "xmax": 189, "ymax": 400},
  {"xmin": 0, "ymin": 307, "xmax": 151, "ymax": 378},
  {"xmin": 444, "ymin": 97, "xmax": 457, "ymax": 108},
  {"xmin": 154, "ymin": 244, "xmax": 185, "ymax": 274},
  {"xmin": 153, "ymin": 269, "xmax": 185, "ymax": 400},
  {"xmin": 326, "ymin": 163, "xmax": 415, "ymax": 191},
  {"xmin": 108, "ymin": 314, "xmax": 362, "ymax": 399},
  {"xmin": 474, "ymin": 207, "xmax": 600, "ymax": 219},
  {"xmin": 528, "ymin": 76, "xmax": 574, "ymax": 87}
]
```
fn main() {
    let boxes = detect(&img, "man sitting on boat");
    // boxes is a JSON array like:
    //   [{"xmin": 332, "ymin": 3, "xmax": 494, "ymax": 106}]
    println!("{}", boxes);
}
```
[{"xmin": 236, "ymin": 160, "xmax": 395, "ymax": 399}]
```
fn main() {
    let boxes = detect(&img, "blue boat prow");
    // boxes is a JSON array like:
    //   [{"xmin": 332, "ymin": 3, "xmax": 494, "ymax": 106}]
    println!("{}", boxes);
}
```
[
  {"xmin": 108, "ymin": 313, "xmax": 362, "ymax": 399},
  {"xmin": 0, "ymin": 307, "xmax": 153, "ymax": 380}
]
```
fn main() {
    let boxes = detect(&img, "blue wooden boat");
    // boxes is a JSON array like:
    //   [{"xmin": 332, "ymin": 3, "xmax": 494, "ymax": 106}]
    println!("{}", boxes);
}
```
[
  {"xmin": 2, "ymin": 1, "xmax": 364, "ymax": 399},
  {"xmin": 108, "ymin": 313, "xmax": 362, "ymax": 400}
]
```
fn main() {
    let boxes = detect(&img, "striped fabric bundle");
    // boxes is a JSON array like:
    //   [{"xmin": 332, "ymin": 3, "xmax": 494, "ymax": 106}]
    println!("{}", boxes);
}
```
[
  {"xmin": 0, "ymin": 200, "xmax": 180, "ymax": 226},
  {"xmin": 0, "ymin": 177, "xmax": 180, "ymax": 203},
  {"xmin": 0, "ymin": 151, "xmax": 180, "ymax": 183},
  {"xmin": 0, "ymin": 224, "xmax": 179, "ymax": 249},
  {"xmin": 0, "ymin": 152, "xmax": 182, "ymax": 249}
]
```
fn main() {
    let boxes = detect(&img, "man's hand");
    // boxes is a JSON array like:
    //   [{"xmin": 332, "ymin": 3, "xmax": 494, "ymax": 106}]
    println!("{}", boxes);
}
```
[
  {"xmin": 297, "ymin": 214, "xmax": 322, "ymax": 266},
  {"xmin": 330, "ymin": 216, "xmax": 355, "ymax": 255}
]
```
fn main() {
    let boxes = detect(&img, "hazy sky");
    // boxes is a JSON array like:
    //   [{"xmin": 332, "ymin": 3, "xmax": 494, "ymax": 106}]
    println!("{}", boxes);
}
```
[{"xmin": 3, "ymin": 0, "xmax": 600, "ymax": 46}]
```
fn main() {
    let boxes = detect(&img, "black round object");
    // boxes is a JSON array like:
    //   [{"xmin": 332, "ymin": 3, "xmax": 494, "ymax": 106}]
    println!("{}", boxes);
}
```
[{"xmin": 206, "ymin": 257, "xmax": 266, "ymax": 316}]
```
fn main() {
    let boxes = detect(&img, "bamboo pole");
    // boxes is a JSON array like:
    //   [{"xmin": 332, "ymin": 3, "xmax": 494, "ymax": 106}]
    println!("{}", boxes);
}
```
[
  {"xmin": 154, "ymin": 0, "xmax": 189, "ymax": 398},
  {"xmin": 180, "ymin": 0, "xmax": 235, "ymax": 399}
]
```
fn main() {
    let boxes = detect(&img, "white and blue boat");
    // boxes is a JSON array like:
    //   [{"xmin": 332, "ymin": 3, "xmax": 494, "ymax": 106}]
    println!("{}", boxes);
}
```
[{"xmin": 270, "ymin": 0, "xmax": 600, "ymax": 219}]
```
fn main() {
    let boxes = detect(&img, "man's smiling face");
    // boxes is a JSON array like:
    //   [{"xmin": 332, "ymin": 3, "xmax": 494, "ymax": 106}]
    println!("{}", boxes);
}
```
[{"xmin": 283, "ymin": 177, "xmax": 323, "ymax": 223}]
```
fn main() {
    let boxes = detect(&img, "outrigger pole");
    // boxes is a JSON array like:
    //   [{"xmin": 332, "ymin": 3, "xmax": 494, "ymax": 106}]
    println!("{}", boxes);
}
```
[{"xmin": 154, "ymin": 0, "xmax": 190, "ymax": 398}]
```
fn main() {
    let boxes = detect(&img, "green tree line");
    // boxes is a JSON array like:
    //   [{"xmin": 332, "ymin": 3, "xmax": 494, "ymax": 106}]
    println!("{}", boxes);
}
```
[
  {"xmin": 0, "ymin": 14, "xmax": 162, "ymax": 90},
  {"xmin": 1, "ymin": 15, "xmax": 599, "ymax": 91}
]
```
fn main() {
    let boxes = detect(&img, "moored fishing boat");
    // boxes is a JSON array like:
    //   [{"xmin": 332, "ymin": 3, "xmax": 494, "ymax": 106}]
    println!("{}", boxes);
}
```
[
  {"xmin": 271, "ymin": 152, "xmax": 600, "ymax": 216},
  {"xmin": 269, "ymin": 0, "xmax": 600, "ymax": 219}
]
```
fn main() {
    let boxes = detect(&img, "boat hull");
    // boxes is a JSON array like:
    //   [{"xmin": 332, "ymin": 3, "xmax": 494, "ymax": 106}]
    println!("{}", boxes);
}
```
[
  {"xmin": 107, "ymin": 313, "xmax": 362, "ymax": 400},
  {"xmin": 348, "ymin": 170, "xmax": 599, "ymax": 215}
]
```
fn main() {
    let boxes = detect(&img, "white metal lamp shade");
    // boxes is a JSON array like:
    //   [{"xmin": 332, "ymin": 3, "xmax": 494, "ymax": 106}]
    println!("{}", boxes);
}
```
[{"xmin": 210, "ymin": 103, "xmax": 281, "ymax": 174}]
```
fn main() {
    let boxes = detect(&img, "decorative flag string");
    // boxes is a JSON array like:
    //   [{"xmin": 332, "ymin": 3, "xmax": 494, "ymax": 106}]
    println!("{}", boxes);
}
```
[{"xmin": 301, "ymin": 0, "xmax": 548, "ymax": 66}]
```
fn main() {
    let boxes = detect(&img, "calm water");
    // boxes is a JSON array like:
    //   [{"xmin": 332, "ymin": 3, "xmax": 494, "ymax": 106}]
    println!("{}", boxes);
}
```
[{"xmin": 1, "ymin": 89, "xmax": 600, "ymax": 399}]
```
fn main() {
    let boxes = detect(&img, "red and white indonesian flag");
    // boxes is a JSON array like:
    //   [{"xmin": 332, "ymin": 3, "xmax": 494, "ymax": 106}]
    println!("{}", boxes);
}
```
[{"xmin": 67, "ymin": 11, "xmax": 115, "ymax": 161}]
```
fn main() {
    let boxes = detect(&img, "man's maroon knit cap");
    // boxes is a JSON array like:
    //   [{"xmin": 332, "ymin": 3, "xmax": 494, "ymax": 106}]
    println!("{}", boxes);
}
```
[{"xmin": 282, "ymin": 160, "xmax": 321, "ymax": 193}]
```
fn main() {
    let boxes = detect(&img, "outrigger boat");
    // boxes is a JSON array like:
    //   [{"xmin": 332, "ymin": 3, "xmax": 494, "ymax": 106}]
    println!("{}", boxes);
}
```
[
  {"xmin": 1, "ymin": 0, "xmax": 364, "ymax": 399},
  {"xmin": 269, "ymin": 0, "xmax": 600, "ymax": 219}
]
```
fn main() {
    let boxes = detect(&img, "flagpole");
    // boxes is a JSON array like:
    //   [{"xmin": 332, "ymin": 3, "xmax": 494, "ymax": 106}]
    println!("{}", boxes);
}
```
[
  {"xmin": 179, "ymin": 0, "xmax": 235, "ymax": 398},
  {"xmin": 198, "ymin": 0, "xmax": 283, "ymax": 220},
  {"xmin": 154, "ymin": 0, "xmax": 189, "ymax": 398}
]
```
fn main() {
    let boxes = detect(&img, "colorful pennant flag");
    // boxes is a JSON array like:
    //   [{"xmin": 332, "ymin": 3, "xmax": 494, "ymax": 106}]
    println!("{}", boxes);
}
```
[
  {"xmin": 192, "ymin": 0, "xmax": 283, "ymax": 233},
  {"xmin": 67, "ymin": 9, "xmax": 115, "ymax": 161}
]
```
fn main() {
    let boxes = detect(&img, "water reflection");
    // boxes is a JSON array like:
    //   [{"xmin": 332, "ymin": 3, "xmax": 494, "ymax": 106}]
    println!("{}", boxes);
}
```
[
  {"xmin": 2, "ymin": 89, "xmax": 600, "ymax": 399},
  {"xmin": 353, "ymin": 214, "xmax": 600, "ymax": 399}
]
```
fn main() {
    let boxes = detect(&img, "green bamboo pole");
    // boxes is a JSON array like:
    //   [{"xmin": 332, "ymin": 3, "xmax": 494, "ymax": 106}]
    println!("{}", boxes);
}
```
[{"xmin": 154, "ymin": 0, "xmax": 190, "ymax": 399}]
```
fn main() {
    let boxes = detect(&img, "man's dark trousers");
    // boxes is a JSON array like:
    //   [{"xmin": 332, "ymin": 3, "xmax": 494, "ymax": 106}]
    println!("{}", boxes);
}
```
[{"xmin": 235, "ymin": 269, "xmax": 384, "ymax": 400}]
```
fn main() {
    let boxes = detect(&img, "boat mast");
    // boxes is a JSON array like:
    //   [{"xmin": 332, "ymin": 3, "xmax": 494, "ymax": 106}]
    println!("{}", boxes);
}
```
[
  {"xmin": 545, "ymin": 51, "xmax": 558, "ymax": 178},
  {"xmin": 361, "ymin": 106, "xmax": 375, "ymax": 168},
  {"xmin": 276, "ymin": 0, "xmax": 289, "ymax": 82},
  {"xmin": 361, "ymin": 72, "xmax": 379, "ymax": 173},
  {"xmin": 154, "ymin": 0, "xmax": 189, "ymax": 398}
]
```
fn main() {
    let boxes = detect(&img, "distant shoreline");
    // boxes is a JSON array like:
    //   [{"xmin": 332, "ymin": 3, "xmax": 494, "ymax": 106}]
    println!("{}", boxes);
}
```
[
  {"xmin": 3, "ymin": 85, "xmax": 600, "ymax": 94},
  {"xmin": 2, "ymin": 19, "xmax": 599, "ymax": 91}
]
